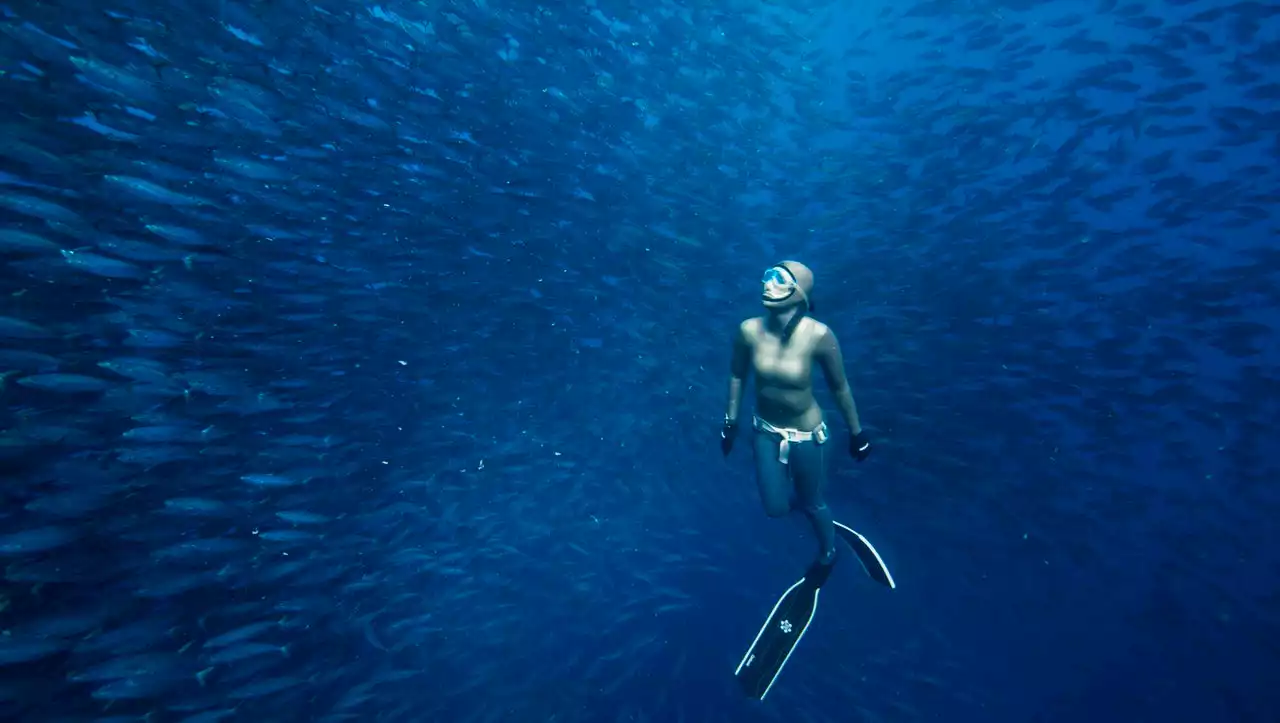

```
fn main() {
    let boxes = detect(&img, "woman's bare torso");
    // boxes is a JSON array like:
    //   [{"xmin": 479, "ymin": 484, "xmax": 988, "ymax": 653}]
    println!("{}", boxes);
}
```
[{"xmin": 743, "ymin": 316, "xmax": 826, "ymax": 430}]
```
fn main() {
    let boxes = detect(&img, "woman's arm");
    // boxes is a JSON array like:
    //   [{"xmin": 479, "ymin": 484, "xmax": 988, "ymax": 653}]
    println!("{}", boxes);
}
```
[
  {"xmin": 815, "ymin": 327, "xmax": 863, "ymax": 436},
  {"xmin": 725, "ymin": 321, "xmax": 752, "ymax": 423}
]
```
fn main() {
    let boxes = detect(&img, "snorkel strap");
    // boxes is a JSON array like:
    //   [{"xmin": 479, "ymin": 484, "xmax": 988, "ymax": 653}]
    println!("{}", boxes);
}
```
[
  {"xmin": 780, "ymin": 276, "xmax": 811, "ymax": 343},
  {"xmin": 780, "ymin": 309, "xmax": 805, "ymax": 343}
]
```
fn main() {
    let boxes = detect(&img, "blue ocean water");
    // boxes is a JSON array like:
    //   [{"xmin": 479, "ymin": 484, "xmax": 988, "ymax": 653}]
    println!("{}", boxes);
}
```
[{"xmin": 0, "ymin": 0, "xmax": 1277, "ymax": 721}]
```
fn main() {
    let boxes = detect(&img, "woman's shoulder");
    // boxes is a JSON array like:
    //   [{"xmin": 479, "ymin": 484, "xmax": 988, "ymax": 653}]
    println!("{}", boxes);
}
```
[
  {"xmin": 738, "ymin": 316, "xmax": 765, "ymax": 337},
  {"xmin": 803, "ymin": 316, "xmax": 831, "ymax": 336}
]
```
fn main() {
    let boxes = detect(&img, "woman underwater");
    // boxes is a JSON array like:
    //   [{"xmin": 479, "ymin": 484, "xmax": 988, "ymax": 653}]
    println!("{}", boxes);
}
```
[{"xmin": 720, "ymin": 260, "xmax": 873, "ymax": 582}]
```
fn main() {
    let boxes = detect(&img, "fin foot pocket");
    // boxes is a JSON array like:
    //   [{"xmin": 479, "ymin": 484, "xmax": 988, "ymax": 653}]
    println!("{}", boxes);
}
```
[{"xmin": 804, "ymin": 556, "xmax": 835, "ymax": 588}]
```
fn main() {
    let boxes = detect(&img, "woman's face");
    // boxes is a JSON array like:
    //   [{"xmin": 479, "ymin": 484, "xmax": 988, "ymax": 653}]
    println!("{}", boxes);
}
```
[{"xmin": 762, "ymin": 265, "xmax": 797, "ymax": 302}]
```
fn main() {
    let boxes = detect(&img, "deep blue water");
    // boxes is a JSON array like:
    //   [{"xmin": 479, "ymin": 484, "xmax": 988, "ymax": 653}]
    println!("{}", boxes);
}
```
[{"xmin": 0, "ymin": 0, "xmax": 1277, "ymax": 721}]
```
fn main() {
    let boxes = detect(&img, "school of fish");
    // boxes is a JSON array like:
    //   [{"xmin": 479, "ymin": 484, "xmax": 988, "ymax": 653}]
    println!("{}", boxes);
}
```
[{"xmin": 0, "ymin": 0, "xmax": 1277, "ymax": 721}]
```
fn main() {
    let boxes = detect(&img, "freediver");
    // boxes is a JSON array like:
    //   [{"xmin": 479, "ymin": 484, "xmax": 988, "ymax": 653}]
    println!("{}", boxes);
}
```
[{"xmin": 719, "ymin": 260, "xmax": 872, "ymax": 584}]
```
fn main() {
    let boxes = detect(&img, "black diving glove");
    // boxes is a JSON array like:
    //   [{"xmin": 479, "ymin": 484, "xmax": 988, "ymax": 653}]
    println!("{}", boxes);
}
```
[
  {"xmin": 720, "ymin": 418, "xmax": 739, "ymax": 456},
  {"xmin": 850, "ymin": 430, "xmax": 871, "ymax": 462}
]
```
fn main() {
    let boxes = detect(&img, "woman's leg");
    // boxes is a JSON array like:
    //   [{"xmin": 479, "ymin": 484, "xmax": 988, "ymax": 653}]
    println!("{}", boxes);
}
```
[
  {"xmin": 790, "ymin": 438, "xmax": 836, "ymax": 567},
  {"xmin": 752, "ymin": 429, "xmax": 791, "ymax": 518}
]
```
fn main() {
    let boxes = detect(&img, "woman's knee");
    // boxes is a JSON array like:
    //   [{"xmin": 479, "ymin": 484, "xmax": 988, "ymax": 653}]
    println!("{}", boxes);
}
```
[
  {"xmin": 761, "ymin": 497, "xmax": 790, "ymax": 518},
  {"xmin": 798, "ymin": 499, "xmax": 827, "ymax": 516}
]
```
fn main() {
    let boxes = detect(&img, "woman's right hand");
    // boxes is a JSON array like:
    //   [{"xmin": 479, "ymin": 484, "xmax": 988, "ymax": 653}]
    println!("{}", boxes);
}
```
[{"xmin": 720, "ymin": 419, "xmax": 739, "ymax": 456}]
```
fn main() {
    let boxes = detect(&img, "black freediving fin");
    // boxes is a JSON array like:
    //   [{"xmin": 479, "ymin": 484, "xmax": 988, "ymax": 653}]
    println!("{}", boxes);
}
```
[
  {"xmin": 735, "ymin": 526, "xmax": 894, "ymax": 700},
  {"xmin": 833, "ymin": 521, "xmax": 896, "ymax": 589},
  {"xmin": 734, "ymin": 560, "xmax": 832, "ymax": 701}
]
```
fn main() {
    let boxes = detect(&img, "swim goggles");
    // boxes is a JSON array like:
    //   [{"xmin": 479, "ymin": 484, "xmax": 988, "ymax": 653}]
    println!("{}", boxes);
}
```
[
  {"xmin": 763, "ymin": 264, "xmax": 812, "ymax": 310},
  {"xmin": 762, "ymin": 265, "xmax": 797, "ymax": 289}
]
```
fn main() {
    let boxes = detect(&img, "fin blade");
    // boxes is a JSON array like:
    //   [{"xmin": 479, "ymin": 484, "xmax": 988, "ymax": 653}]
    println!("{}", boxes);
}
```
[
  {"xmin": 834, "ymin": 521, "xmax": 896, "ymax": 589},
  {"xmin": 735, "ymin": 577, "xmax": 821, "ymax": 700}
]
